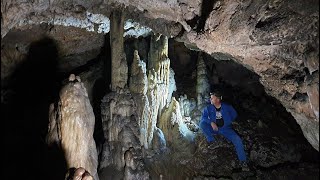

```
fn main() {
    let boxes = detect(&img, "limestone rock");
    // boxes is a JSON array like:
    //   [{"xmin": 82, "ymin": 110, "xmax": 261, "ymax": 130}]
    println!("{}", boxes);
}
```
[
  {"xmin": 99, "ymin": 91, "xmax": 149, "ymax": 179},
  {"xmin": 307, "ymin": 72, "xmax": 319, "ymax": 120},
  {"xmin": 179, "ymin": 94, "xmax": 197, "ymax": 118},
  {"xmin": 152, "ymin": 127, "xmax": 167, "ymax": 153},
  {"xmin": 159, "ymin": 97, "xmax": 195, "ymax": 146},
  {"xmin": 110, "ymin": 9, "xmax": 128, "ymax": 91},
  {"xmin": 129, "ymin": 50, "xmax": 148, "ymax": 94},
  {"xmin": 167, "ymin": 68, "xmax": 177, "ymax": 106},
  {"xmin": 196, "ymin": 53, "xmax": 210, "ymax": 110},
  {"xmin": 46, "ymin": 74, "xmax": 99, "ymax": 180}
]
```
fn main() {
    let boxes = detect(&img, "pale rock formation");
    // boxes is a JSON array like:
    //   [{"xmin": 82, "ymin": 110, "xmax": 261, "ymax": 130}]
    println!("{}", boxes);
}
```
[
  {"xmin": 144, "ymin": 33, "xmax": 172, "ymax": 148},
  {"xmin": 129, "ymin": 50, "xmax": 148, "ymax": 95},
  {"xmin": 152, "ymin": 127, "xmax": 167, "ymax": 153},
  {"xmin": 167, "ymin": 68, "xmax": 177, "ymax": 106},
  {"xmin": 110, "ymin": 8, "xmax": 128, "ymax": 91},
  {"xmin": 176, "ymin": 53, "xmax": 210, "ymax": 127},
  {"xmin": 129, "ymin": 50, "xmax": 150, "ymax": 149},
  {"xmin": 99, "ymin": 90, "xmax": 149, "ymax": 179},
  {"xmin": 179, "ymin": 94, "xmax": 196, "ymax": 118},
  {"xmin": 46, "ymin": 74, "xmax": 99, "ymax": 180},
  {"xmin": 196, "ymin": 53, "xmax": 210, "ymax": 110},
  {"xmin": 159, "ymin": 97, "xmax": 195, "ymax": 146}
]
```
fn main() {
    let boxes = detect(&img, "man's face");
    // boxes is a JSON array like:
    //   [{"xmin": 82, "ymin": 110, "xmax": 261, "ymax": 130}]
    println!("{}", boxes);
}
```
[{"xmin": 210, "ymin": 95, "xmax": 221, "ymax": 105}]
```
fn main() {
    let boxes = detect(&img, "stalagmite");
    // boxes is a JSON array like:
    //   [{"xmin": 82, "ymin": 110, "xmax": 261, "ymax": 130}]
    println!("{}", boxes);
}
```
[
  {"xmin": 129, "ymin": 50, "xmax": 150, "ymax": 149},
  {"xmin": 46, "ymin": 74, "xmax": 99, "ymax": 180},
  {"xmin": 99, "ymin": 91, "xmax": 149, "ymax": 179}
]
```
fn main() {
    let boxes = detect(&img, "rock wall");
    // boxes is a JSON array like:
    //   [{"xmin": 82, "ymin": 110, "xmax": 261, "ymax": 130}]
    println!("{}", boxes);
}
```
[{"xmin": 46, "ymin": 74, "xmax": 99, "ymax": 180}]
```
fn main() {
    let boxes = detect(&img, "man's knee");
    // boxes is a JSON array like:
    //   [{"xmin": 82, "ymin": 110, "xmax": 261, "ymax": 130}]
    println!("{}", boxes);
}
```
[
  {"xmin": 199, "ymin": 121, "xmax": 209, "ymax": 130},
  {"xmin": 228, "ymin": 133, "xmax": 242, "ymax": 143}
]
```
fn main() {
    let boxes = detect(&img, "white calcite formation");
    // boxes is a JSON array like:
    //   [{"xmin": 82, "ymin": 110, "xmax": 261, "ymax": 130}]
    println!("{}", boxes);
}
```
[
  {"xmin": 99, "ymin": 90, "xmax": 149, "ymax": 179},
  {"xmin": 110, "ymin": 9, "xmax": 128, "ymax": 91},
  {"xmin": 129, "ymin": 50, "xmax": 151, "ymax": 149},
  {"xmin": 159, "ymin": 97, "xmax": 195, "ymax": 144},
  {"xmin": 196, "ymin": 53, "xmax": 210, "ymax": 110},
  {"xmin": 129, "ymin": 33, "xmax": 173, "ymax": 149},
  {"xmin": 128, "ymin": 33, "xmax": 196, "ymax": 152},
  {"xmin": 46, "ymin": 74, "xmax": 99, "ymax": 180}
]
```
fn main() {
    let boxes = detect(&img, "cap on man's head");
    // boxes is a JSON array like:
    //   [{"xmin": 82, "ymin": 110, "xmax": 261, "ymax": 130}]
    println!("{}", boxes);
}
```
[{"xmin": 210, "ymin": 91, "xmax": 223, "ymax": 100}]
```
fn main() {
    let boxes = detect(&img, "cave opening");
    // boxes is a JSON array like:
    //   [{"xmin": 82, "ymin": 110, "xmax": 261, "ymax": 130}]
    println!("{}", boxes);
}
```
[{"xmin": 2, "ymin": 2, "xmax": 319, "ymax": 178}]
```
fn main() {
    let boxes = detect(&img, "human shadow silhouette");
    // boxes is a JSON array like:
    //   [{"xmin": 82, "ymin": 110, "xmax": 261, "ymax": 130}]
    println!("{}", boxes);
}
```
[{"xmin": 3, "ymin": 37, "xmax": 67, "ymax": 180}]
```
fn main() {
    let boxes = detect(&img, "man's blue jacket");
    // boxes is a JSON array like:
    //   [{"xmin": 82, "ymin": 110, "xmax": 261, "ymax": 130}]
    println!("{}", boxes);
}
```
[{"xmin": 201, "ymin": 102, "xmax": 238, "ymax": 130}]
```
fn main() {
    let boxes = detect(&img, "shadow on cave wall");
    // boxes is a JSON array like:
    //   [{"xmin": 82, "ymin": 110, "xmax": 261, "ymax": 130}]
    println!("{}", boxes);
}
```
[{"xmin": 3, "ymin": 37, "xmax": 67, "ymax": 180}]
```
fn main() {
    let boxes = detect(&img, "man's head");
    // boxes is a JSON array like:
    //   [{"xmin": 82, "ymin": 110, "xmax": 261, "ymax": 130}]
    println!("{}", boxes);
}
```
[{"xmin": 210, "ymin": 91, "xmax": 223, "ymax": 105}]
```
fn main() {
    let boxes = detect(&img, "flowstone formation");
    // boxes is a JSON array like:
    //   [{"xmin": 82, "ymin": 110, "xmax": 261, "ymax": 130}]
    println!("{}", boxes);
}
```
[
  {"xmin": 46, "ymin": 74, "xmax": 99, "ymax": 180},
  {"xmin": 99, "ymin": 90, "xmax": 149, "ymax": 179}
]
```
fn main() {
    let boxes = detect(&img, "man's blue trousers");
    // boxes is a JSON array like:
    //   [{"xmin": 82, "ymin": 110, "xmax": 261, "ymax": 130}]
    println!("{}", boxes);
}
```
[{"xmin": 199, "ymin": 121, "xmax": 247, "ymax": 162}]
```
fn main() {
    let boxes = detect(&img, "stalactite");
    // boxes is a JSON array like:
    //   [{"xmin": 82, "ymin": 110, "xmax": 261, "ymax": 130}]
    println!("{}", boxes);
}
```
[{"xmin": 110, "ymin": 8, "xmax": 128, "ymax": 91}]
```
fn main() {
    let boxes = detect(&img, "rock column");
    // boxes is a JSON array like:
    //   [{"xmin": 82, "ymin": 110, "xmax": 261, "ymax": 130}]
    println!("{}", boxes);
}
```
[{"xmin": 110, "ymin": 8, "xmax": 128, "ymax": 91}]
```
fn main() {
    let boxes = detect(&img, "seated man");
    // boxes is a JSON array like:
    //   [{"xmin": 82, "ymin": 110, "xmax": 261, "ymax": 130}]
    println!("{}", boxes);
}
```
[{"xmin": 199, "ymin": 91, "xmax": 249, "ymax": 170}]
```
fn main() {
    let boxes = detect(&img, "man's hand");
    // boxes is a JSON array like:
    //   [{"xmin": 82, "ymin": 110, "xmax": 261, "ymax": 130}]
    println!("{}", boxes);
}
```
[
  {"xmin": 65, "ymin": 167, "xmax": 93, "ymax": 180},
  {"xmin": 211, "ymin": 122, "xmax": 218, "ymax": 131}
]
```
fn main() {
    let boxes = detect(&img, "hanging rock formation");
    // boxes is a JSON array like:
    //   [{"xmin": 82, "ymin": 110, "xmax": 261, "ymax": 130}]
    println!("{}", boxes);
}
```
[
  {"xmin": 110, "ymin": 8, "xmax": 128, "ymax": 91},
  {"xmin": 46, "ymin": 74, "xmax": 99, "ymax": 180}
]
